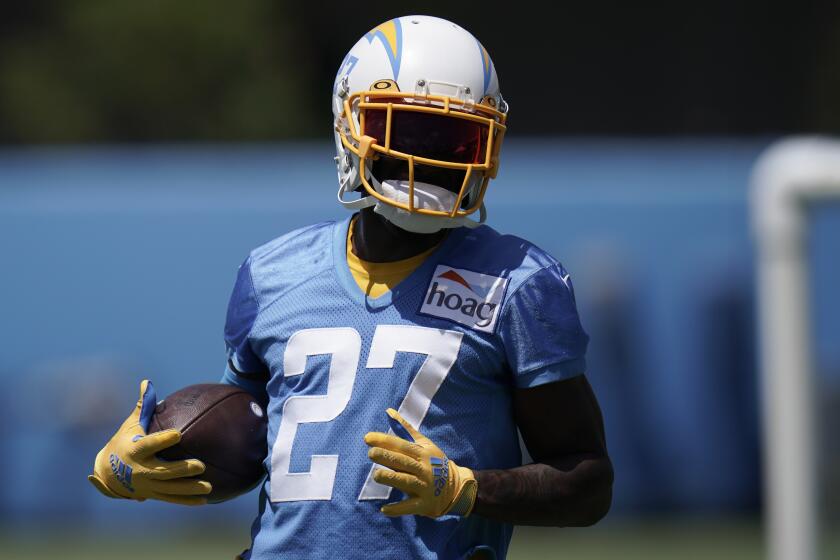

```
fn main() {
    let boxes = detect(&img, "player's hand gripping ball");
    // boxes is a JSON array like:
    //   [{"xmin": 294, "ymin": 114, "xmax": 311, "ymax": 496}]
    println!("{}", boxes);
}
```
[
  {"xmin": 88, "ymin": 380, "xmax": 211, "ymax": 505},
  {"xmin": 89, "ymin": 380, "xmax": 268, "ymax": 505},
  {"xmin": 149, "ymin": 383, "xmax": 268, "ymax": 503},
  {"xmin": 364, "ymin": 408, "xmax": 477, "ymax": 518}
]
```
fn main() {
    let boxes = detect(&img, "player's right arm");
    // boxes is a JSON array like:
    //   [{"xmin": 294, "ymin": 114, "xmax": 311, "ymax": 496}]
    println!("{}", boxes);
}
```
[
  {"xmin": 88, "ymin": 379, "xmax": 212, "ymax": 505},
  {"xmin": 219, "ymin": 256, "xmax": 270, "ymax": 560},
  {"xmin": 219, "ymin": 255, "xmax": 270, "ymax": 405},
  {"xmin": 89, "ymin": 256, "xmax": 268, "ymax": 506}
]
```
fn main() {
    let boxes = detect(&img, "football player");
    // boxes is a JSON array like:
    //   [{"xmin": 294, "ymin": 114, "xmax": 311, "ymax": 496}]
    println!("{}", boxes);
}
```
[{"xmin": 89, "ymin": 15, "xmax": 613, "ymax": 559}]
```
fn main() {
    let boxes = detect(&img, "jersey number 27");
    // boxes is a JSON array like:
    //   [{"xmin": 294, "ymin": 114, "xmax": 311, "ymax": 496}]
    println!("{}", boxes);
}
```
[{"xmin": 269, "ymin": 325, "xmax": 463, "ymax": 502}]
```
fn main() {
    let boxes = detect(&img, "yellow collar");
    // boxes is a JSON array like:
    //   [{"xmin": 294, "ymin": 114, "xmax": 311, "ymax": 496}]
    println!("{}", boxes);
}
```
[{"xmin": 346, "ymin": 217, "xmax": 440, "ymax": 298}]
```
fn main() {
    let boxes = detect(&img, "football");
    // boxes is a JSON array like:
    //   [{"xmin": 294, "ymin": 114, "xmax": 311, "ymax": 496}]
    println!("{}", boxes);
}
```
[{"xmin": 148, "ymin": 383, "xmax": 268, "ymax": 503}]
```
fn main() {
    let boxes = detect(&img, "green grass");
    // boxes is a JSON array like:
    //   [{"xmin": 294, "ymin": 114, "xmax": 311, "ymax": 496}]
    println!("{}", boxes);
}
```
[
  {"xmin": 509, "ymin": 521, "xmax": 767, "ymax": 560},
  {"xmin": 3, "ymin": 519, "xmax": 839, "ymax": 559}
]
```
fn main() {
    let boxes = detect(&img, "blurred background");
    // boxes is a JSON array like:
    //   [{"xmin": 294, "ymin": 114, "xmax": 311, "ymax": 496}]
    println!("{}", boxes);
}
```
[{"xmin": 1, "ymin": 1, "xmax": 839, "ymax": 558}]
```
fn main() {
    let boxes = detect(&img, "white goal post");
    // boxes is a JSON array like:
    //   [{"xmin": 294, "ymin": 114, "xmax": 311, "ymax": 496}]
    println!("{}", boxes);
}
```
[{"xmin": 751, "ymin": 137, "xmax": 840, "ymax": 560}]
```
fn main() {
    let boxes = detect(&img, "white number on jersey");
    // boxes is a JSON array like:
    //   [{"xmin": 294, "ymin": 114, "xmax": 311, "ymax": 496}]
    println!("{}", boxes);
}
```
[
  {"xmin": 268, "ymin": 325, "xmax": 463, "ymax": 503},
  {"xmin": 270, "ymin": 328, "xmax": 361, "ymax": 501},
  {"xmin": 358, "ymin": 325, "xmax": 463, "ymax": 500}
]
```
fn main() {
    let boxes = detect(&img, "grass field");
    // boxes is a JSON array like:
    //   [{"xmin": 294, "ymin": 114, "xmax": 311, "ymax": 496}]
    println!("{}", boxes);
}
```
[{"xmin": 3, "ymin": 519, "xmax": 838, "ymax": 559}]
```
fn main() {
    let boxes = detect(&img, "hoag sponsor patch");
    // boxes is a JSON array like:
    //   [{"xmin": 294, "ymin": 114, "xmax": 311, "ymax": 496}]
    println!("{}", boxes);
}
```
[{"xmin": 420, "ymin": 266, "xmax": 508, "ymax": 333}]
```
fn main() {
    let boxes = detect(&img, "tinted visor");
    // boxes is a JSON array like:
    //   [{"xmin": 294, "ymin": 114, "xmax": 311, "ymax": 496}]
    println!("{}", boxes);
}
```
[{"xmin": 364, "ymin": 107, "xmax": 489, "ymax": 164}]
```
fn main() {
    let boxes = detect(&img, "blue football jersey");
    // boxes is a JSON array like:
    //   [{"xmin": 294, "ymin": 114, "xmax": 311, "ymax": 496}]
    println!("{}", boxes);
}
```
[{"xmin": 221, "ymin": 216, "xmax": 588, "ymax": 560}]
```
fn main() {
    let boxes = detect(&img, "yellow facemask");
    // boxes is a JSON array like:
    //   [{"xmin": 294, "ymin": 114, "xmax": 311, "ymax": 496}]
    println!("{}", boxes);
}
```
[{"xmin": 336, "ymin": 79, "xmax": 508, "ymax": 220}]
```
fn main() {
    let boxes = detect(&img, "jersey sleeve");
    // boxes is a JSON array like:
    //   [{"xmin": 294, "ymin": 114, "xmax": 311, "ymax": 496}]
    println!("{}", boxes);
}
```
[
  {"xmin": 221, "ymin": 256, "xmax": 270, "ymax": 402},
  {"xmin": 498, "ymin": 263, "xmax": 589, "ymax": 388}
]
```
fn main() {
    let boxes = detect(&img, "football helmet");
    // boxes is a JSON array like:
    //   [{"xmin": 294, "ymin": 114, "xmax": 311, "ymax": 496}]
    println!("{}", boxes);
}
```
[{"xmin": 332, "ymin": 15, "xmax": 508, "ymax": 233}]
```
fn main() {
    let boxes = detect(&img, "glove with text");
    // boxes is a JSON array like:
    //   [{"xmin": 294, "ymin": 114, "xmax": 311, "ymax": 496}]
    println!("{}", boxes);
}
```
[
  {"xmin": 364, "ymin": 408, "xmax": 477, "ymax": 518},
  {"xmin": 88, "ymin": 380, "xmax": 211, "ymax": 506}
]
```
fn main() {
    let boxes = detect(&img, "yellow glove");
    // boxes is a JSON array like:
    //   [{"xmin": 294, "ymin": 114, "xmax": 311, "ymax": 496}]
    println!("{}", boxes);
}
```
[
  {"xmin": 88, "ymin": 380, "xmax": 212, "ymax": 506},
  {"xmin": 364, "ymin": 408, "xmax": 477, "ymax": 518}
]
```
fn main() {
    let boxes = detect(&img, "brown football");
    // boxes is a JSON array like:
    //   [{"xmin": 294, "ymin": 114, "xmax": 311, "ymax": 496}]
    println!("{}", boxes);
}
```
[{"xmin": 149, "ymin": 383, "xmax": 267, "ymax": 503}]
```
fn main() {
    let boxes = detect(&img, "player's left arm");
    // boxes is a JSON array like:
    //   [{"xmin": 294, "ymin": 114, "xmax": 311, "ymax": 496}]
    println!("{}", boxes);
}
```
[
  {"xmin": 466, "ymin": 261, "xmax": 612, "ymax": 525},
  {"xmin": 471, "ymin": 374, "xmax": 613, "ymax": 526},
  {"xmin": 364, "ymin": 373, "xmax": 612, "ymax": 524},
  {"xmin": 365, "ymin": 262, "xmax": 612, "ymax": 523}
]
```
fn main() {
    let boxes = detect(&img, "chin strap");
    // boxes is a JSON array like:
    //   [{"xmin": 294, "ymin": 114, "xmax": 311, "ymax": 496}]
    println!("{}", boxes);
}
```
[
  {"xmin": 337, "ymin": 182, "xmax": 376, "ymax": 210},
  {"xmin": 473, "ymin": 203, "xmax": 488, "ymax": 227},
  {"xmin": 336, "ymin": 144, "xmax": 376, "ymax": 210},
  {"xmin": 336, "ymin": 163, "xmax": 487, "ymax": 230}
]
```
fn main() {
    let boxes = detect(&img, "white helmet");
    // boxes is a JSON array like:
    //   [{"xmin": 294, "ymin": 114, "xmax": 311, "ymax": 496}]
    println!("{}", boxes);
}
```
[{"xmin": 332, "ymin": 15, "xmax": 508, "ymax": 233}]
